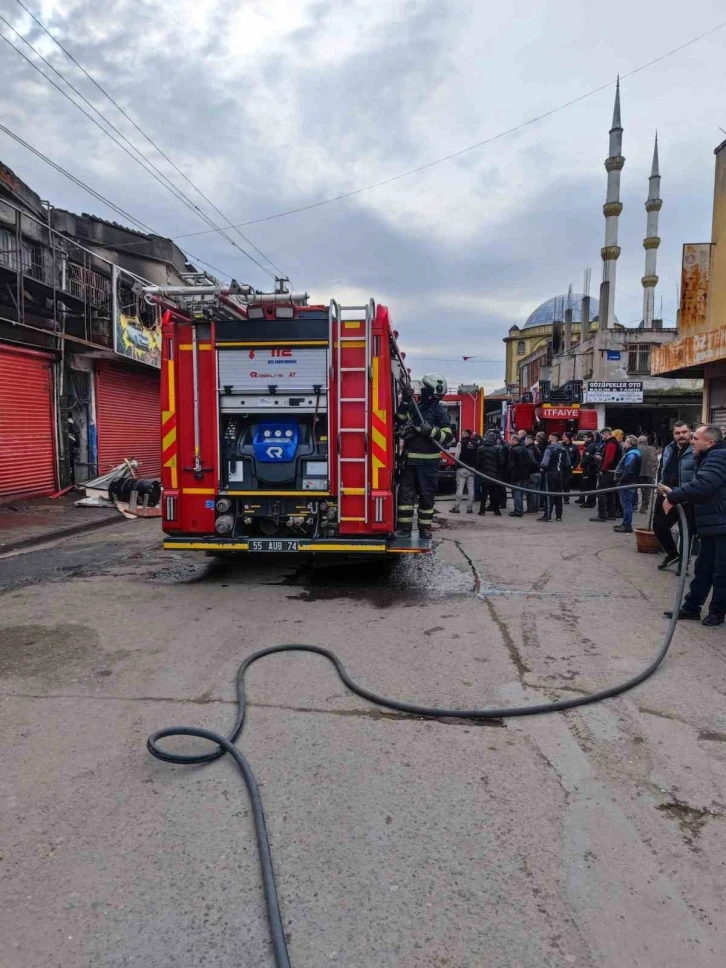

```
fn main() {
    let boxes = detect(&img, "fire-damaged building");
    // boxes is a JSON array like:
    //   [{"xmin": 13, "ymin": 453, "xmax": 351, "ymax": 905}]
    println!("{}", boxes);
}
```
[{"xmin": 0, "ymin": 161, "xmax": 200, "ymax": 501}]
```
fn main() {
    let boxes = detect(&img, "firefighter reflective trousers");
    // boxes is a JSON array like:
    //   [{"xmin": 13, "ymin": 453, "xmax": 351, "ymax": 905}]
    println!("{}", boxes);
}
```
[{"xmin": 397, "ymin": 463, "xmax": 438, "ymax": 533}]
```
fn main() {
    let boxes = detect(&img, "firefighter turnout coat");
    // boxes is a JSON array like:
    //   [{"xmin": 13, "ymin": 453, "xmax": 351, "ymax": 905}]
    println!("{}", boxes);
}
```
[{"xmin": 395, "ymin": 398, "xmax": 454, "ymax": 464}]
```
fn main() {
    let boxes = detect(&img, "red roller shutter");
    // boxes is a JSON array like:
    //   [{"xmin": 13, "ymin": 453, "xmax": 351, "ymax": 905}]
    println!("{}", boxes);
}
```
[
  {"xmin": 0, "ymin": 345, "xmax": 57, "ymax": 501},
  {"xmin": 95, "ymin": 363, "xmax": 161, "ymax": 478}
]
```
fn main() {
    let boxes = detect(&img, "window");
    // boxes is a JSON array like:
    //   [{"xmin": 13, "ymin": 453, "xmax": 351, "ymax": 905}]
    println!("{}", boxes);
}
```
[
  {"xmin": 0, "ymin": 228, "xmax": 14, "ymax": 269},
  {"xmin": 517, "ymin": 340, "xmax": 525, "ymax": 355},
  {"xmin": 627, "ymin": 343, "xmax": 651, "ymax": 375},
  {"xmin": 66, "ymin": 262, "xmax": 112, "ymax": 307},
  {"xmin": 0, "ymin": 229, "xmax": 42, "ymax": 279},
  {"xmin": 25, "ymin": 242, "xmax": 43, "ymax": 280},
  {"xmin": 519, "ymin": 364, "xmax": 529, "ymax": 393}
]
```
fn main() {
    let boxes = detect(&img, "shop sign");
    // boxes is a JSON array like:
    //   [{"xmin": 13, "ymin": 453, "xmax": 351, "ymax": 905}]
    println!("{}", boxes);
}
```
[
  {"xmin": 541, "ymin": 405, "xmax": 580, "ymax": 419},
  {"xmin": 584, "ymin": 381, "xmax": 643, "ymax": 403}
]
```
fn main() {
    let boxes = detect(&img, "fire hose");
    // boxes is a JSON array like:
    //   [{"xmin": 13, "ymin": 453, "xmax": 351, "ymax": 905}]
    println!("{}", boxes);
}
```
[{"xmin": 148, "ymin": 431, "xmax": 690, "ymax": 968}]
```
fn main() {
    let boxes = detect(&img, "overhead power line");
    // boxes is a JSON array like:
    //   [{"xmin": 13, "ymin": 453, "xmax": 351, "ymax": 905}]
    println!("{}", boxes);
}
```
[
  {"xmin": 13, "ymin": 0, "xmax": 289, "ymax": 282},
  {"xmin": 0, "ymin": 122, "xmax": 233, "ymax": 281},
  {"xmin": 168, "ymin": 17, "xmax": 726, "ymax": 241},
  {"xmin": 0, "ymin": 11, "xmax": 282, "ymax": 281}
]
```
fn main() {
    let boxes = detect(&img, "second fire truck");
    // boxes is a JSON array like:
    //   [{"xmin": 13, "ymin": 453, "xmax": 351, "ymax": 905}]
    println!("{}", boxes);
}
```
[{"xmin": 436, "ymin": 384, "xmax": 486, "ymax": 487}]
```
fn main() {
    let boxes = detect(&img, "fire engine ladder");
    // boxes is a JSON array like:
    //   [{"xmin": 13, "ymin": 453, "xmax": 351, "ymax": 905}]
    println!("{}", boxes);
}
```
[{"xmin": 330, "ymin": 298, "xmax": 374, "ymax": 525}]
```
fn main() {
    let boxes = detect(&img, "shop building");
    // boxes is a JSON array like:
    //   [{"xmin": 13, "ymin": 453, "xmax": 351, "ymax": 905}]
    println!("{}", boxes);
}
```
[{"xmin": 0, "ymin": 161, "xmax": 197, "ymax": 500}]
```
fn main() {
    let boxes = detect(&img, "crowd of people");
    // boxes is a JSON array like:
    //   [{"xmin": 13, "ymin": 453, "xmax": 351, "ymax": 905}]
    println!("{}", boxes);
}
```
[
  {"xmin": 448, "ymin": 420, "xmax": 726, "ymax": 627},
  {"xmin": 449, "ymin": 425, "xmax": 652, "ymax": 527}
]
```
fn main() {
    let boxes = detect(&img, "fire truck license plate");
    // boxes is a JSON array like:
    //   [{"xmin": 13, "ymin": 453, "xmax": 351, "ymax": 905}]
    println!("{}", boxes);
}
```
[{"xmin": 249, "ymin": 539, "xmax": 299, "ymax": 552}]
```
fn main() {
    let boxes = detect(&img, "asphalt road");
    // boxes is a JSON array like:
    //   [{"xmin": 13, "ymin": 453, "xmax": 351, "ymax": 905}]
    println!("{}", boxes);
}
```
[{"xmin": 1, "ymin": 510, "xmax": 725, "ymax": 967}]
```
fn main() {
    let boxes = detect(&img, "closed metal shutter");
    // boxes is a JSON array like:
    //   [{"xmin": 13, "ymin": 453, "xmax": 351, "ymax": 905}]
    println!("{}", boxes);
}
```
[
  {"xmin": 95, "ymin": 363, "xmax": 161, "ymax": 477},
  {"xmin": 710, "ymin": 407, "xmax": 726, "ymax": 436},
  {"xmin": 0, "ymin": 345, "xmax": 57, "ymax": 500}
]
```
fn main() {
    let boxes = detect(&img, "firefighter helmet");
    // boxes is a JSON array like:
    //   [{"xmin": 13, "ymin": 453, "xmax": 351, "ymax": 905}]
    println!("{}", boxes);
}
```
[{"xmin": 421, "ymin": 373, "xmax": 447, "ymax": 398}]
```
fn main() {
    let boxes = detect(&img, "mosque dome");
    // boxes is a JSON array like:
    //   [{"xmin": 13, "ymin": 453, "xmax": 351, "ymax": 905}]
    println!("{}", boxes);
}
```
[{"xmin": 523, "ymin": 294, "xmax": 616, "ymax": 329}]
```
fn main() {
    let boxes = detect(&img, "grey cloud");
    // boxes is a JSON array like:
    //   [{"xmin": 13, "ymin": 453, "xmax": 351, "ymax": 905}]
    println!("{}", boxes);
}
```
[{"xmin": 0, "ymin": 0, "xmax": 718, "ymax": 391}]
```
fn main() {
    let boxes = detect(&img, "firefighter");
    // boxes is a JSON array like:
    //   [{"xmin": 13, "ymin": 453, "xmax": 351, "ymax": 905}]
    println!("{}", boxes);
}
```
[{"xmin": 395, "ymin": 374, "xmax": 454, "ymax": 538}]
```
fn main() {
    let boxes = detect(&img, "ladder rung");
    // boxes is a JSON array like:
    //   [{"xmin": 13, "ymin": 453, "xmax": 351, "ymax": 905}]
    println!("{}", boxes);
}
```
[
  {"xmin": 340, "ymin": 457, "xmax": 366, "ymax": 462},
  {"xmin": 341, "ymin": 367, "xmax": 366, "ymax": 372},
  {"xmin": 340, "ymin": 428, "xmax": 366, "ymax": 432},
  {"xmin": 340, "ymin": 336, "xmax": 364, "ymax": 341},
  {"xmin": 340, "ymin": 397, "xmax": 365, "ymax": 402},
  {"xmin": 340, "ymin": 305, "xmax": 367, "ymax": 312},
  {"xmin": 340, "ymin": 517, "xmax": 366, "ymax": 522}
]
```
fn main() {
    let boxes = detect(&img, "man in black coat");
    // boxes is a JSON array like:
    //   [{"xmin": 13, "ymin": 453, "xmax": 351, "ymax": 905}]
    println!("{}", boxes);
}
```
[
  {"xmin": 475, "ymin": 431, "xmax": 505, "ymax": 516},
  {"xmin": 576, "ymin": 432, "xmax": 598, "ymax": 507},
  {"xmin": 654, "ymin": 420, "xmax": 697, "ymax": 570},
  {"xmin": 561, "ymin": 432, "xmax": 581, "ymax": 504},
  {"xmin": 506, "ymin": 433, "xmax": 531, "ymax": 517},
  {"xmin": 534, "ymin": 431, "xmax": 548, "ymax": 511},
  {"xmin": 661, "ymin": 425, "xmax": 726, "ymax": 626},
  {"xmin": 524, "ymin": 434, "xmax": 541, "ymax": 513},
  {"xmin": 450, "ymin": 429, "xmax": 479, "ymax": 513},
  {"xmin": 538, "ymin": 433, "xmax": 571, "ymax": 522}
]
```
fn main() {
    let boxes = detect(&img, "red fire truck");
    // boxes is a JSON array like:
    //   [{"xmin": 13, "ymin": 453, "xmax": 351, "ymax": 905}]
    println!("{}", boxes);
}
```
[
  {"xmin": 504, "ymin": 402, "xmax": 598, "ymax": 474},
  {"xmin": 147, "ymin": 284, "xmax": 431, "ymax": 556},
  {"xmin": 437, "ymin": 384, "xmax": 486, "ymax": 486}
]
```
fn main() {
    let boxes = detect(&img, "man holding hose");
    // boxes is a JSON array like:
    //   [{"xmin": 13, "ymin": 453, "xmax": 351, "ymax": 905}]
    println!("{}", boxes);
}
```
[{"xmin": 661, "ymin": 424, "xmax": 726, "ymax": 627}]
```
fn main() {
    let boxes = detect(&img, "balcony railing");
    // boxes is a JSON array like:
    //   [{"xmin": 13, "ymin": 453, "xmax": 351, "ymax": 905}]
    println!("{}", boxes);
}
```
[{"xmin": 66, "ymin": 261, "xmax": 111, "ymax": 308}]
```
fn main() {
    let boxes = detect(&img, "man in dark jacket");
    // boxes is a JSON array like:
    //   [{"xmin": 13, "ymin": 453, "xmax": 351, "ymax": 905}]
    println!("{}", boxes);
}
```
[
  {"xmin": 475, "ymin": 431, "xmax": 505, "ymax": 516},
  {"xmin": 538, "ymin": 433, "xmax": 570, "ymax": 522},
  {"xmin": 507, "ymin": 434, "xmax": 531, "ymax": 517},
  {"xmin": 523, "ymin": 434, "xmax": 540, "ymax": 512},
  {"xmin": 654, "ymin": 421, "xmax": 696, "ymax": 569},
  {"xmin": 577, "ymin": 432, "xmax": 598, "ymax": 507},
  {"xmin": 450, "ymin": 429, "xmax": 478, "ymax": 513},
  {"xmin": 661, "ymin": 425, "xmax": 726, "ymax": 626},
  {"xmin": 396, "ymin": 374, "xmax": 454, "ymax": 537},
  {"xmin": 561, "ymin": 432, "xmax": 581, "ymax": 504},
  {"xmin": 590, "ymin": 428, "xmax": 620, "ymax": 522},
  {"xmin": 534, "ymin": 432, "xmax": 548, "ymax": 510},
  {"xmin": 497, "ymin": 435, "xmax": 510, "ymax": 510},
  {"xmin": 612, "ymin": 435, "xmax": 641, "ymax": 534}
]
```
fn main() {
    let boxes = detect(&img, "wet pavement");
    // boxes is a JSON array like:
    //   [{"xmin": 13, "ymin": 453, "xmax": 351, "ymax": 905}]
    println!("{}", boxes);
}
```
[
  {"xmin": 1, "ymin": 513, "xmax": 725, "ymax": 967},
  {"xmin": 0, "ymin": 494, "xmax": 118, "ymax": 553}
]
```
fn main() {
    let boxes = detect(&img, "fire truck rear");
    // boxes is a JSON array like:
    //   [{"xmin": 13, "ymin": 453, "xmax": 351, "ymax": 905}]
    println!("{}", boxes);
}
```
[{"xmin": 146, "ymin": 283, "xmax": 430, "ymax": 556}]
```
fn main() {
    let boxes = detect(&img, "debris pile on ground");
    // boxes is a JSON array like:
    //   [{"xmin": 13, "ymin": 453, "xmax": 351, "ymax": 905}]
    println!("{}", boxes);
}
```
[{"xmin": 75, "ymin": 460, "xmax": 162, "ymax": 518}]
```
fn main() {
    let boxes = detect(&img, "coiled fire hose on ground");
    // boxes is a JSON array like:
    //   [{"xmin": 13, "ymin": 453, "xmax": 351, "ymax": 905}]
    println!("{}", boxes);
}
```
[{"xmin": 148, "ymin": 446, "xmax": 690, "ymax": 968}]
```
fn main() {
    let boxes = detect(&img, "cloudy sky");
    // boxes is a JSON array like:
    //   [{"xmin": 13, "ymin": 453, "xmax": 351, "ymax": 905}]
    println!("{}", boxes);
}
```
[{"xmin": 1, "ymin": 0, "xmax": 725, "ymax": 390}]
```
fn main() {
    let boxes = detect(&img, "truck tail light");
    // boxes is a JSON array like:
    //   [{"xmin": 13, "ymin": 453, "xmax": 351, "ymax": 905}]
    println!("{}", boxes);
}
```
[{"xmin": 165, "ymin": 495, "xmax": 177, "ymax": 521}]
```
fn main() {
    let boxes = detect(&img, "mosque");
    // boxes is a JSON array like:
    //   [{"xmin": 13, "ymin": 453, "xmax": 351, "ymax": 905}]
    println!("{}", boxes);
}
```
[{"xmin": 499, "ymin": 82, "xmax": 702, "ymax": 441}]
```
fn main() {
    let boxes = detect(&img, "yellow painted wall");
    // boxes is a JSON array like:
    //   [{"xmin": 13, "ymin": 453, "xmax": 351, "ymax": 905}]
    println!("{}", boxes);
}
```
[{"xmin": 503, "ymin": 322, "xmax": 593, "ymax": 387}]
